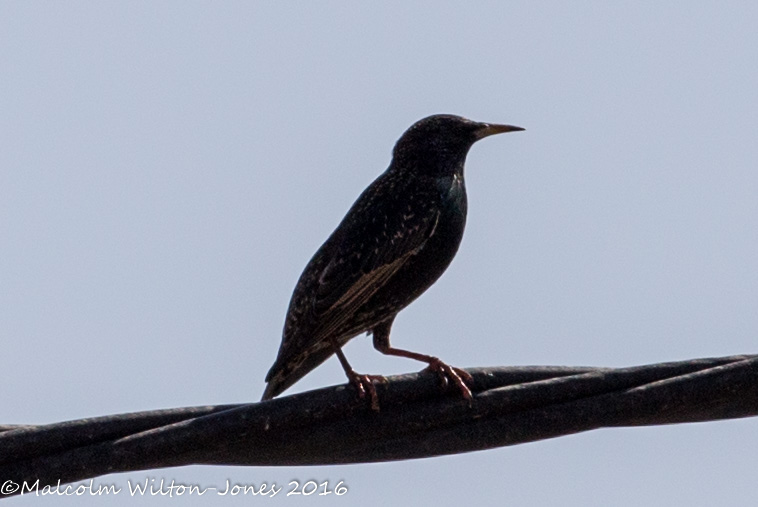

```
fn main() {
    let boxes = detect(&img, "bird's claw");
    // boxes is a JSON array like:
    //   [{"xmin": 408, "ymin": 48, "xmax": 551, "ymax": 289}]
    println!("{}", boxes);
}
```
[
  {"xmin": 424, "ymin": 357, "xmax": 474, "ymax": 402},
  {"xmin": 348, "ymin": 372, "xmax": 387, "ymax": 411}
]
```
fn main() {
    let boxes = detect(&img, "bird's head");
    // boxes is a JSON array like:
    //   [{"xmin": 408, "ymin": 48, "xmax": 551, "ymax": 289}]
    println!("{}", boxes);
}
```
[{"xmin": 391, "ymin": 114, "xmax": 524, "ymax": 177}]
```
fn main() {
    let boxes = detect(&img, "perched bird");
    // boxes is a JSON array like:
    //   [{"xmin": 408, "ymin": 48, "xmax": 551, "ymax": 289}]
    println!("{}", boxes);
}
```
[{"xmin": 262, "ymin": 114, "xmax": 523, "ymax": 408}]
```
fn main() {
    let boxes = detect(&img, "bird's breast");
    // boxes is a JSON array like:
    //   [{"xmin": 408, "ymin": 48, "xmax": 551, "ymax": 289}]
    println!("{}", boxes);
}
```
[
  {"xmin": 437, "ymin": 173, "xmax": 467, "ymax": 218},
  {"xmin": 411, "ymin": 174, "xmax": 468, "ymax": 276}
]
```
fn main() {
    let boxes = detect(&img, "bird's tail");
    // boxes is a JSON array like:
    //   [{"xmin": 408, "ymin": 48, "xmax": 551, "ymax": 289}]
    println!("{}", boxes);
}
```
[
  {"xmin": 260, "ymin": 343, "xmax": 337, "ymax": 401},
  {"xmin": 260, "ymin": 377, "xmax": 284, "ymax": 401}
]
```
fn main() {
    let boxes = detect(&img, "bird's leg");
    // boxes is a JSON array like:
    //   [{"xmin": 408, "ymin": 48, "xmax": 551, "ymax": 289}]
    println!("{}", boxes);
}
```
[
  {"xmin": 329, "ymin": 337, "xmax": 385, "ymax": 411},
  {"xmin": 371, "ymin": 321, "xmax": 473, "ymax": 402}
]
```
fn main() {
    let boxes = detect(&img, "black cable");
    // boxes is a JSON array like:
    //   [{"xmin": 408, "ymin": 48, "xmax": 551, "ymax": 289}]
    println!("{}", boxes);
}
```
[{"xmin": 1, "ymin": 355, "xmax": 756, "ymax": 499}]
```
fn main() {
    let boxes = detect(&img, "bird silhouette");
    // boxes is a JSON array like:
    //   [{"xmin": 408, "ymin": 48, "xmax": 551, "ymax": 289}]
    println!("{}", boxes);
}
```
[{"xmin": 262, "ymin": 114, "xmax": 523, "ymax": 409}]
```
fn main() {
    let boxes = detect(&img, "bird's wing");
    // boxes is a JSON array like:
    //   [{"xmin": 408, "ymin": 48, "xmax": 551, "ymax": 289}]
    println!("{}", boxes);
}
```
[
  {"xmin": 263, "ymin": 180, "xmax": 441, "ymax": 397},
  {"xmin": 309, "ymin": 194, "xmax": 440, "ymax": 341}
]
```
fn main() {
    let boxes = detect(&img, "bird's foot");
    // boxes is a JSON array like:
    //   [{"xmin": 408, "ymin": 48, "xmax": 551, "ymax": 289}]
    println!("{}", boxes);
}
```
[
  {"xmin": 347, "ymin": 372, "xmax": 388, "ymax": 412},
  {"xmin": 423, "ymin": 357, "xmax": 474, "ymax": 402}
]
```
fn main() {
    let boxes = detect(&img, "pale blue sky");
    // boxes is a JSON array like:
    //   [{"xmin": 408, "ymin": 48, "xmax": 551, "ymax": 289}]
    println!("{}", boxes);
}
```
[{"xmin": 2, "ymin": 2, "xmax": 757, "ymax": 505}]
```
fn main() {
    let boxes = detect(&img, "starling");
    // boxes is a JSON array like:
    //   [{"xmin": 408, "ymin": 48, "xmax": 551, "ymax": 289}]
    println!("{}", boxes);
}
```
[{"xmin": 262, "ymin": 114, "xmax": 523, "ymax": 408}]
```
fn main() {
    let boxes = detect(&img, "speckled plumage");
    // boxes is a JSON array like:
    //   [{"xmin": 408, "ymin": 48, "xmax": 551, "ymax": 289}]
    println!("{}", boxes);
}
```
[{"xmin": 262, "ymin": 114, "xmax": 523, "ymax": 404}]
